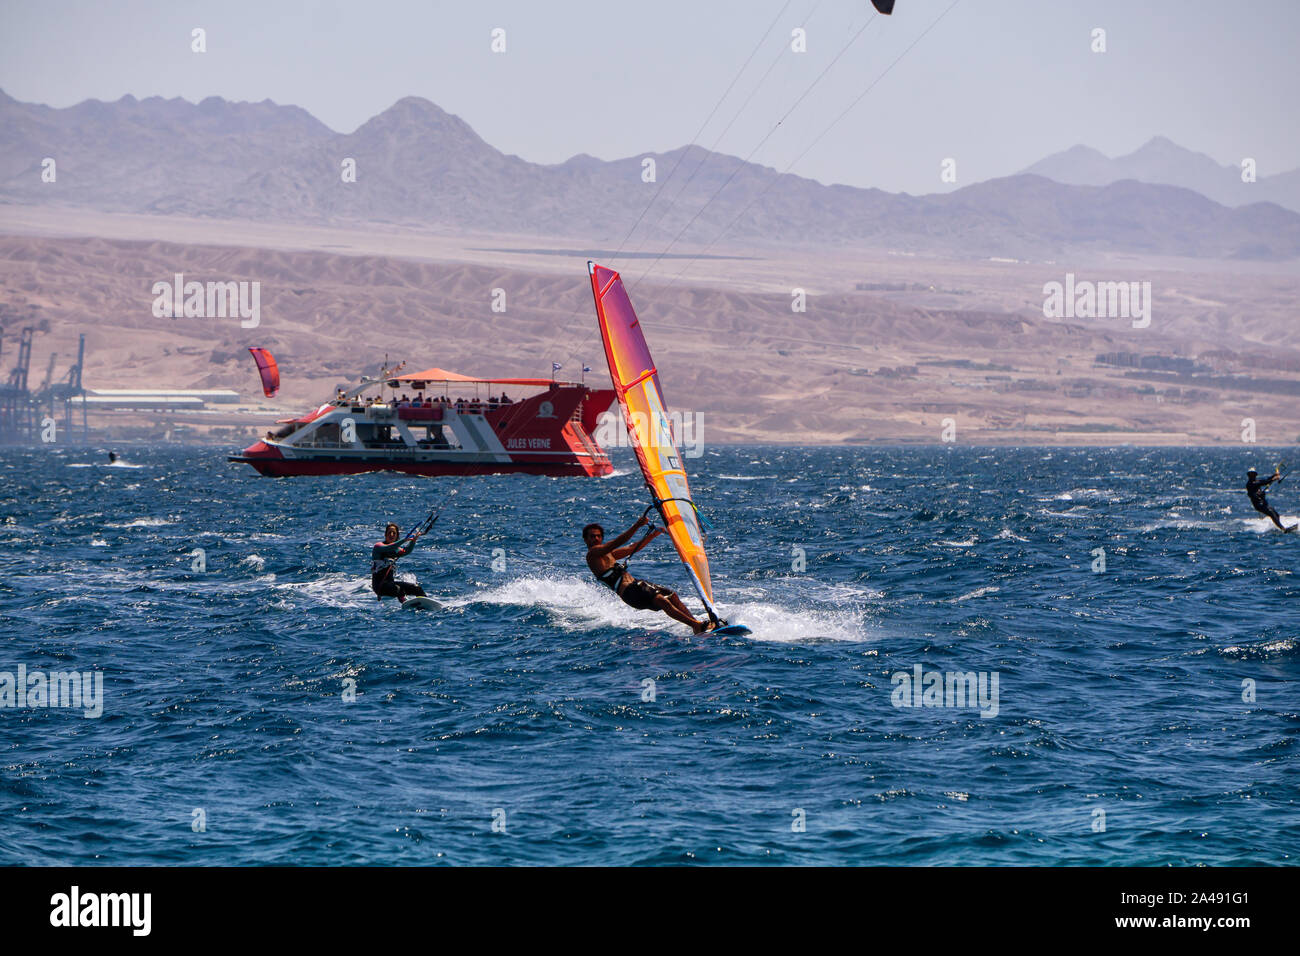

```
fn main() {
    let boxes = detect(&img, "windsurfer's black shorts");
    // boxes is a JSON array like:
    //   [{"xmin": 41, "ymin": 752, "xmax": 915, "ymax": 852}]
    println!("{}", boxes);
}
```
[{"xmin": 619, "ymin": 579, "xmax": 673, "ymax": 611}]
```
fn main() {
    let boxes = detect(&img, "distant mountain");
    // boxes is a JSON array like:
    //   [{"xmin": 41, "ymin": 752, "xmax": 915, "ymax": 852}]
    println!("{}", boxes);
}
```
[
  {"xmin": 2, "ymin": 92, "xmax": 1299, "ymax": 260},
  {"xmin": 1022, "ymin": 136, "xmax": 1300, "ymax": 213},
  {"xmin": 0, "ymin": 89, "xmax": 334, "ymax": 219}
]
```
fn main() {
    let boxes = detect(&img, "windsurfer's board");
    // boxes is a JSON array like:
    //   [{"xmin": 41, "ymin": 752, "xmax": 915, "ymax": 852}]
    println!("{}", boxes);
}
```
[
  {"xmin": 400, "ymin": 596, "xmax": 442, "ymax": 612},
  {"xmin": 711, "ymin": 624, "xmax": 751, "ymax": 637}
]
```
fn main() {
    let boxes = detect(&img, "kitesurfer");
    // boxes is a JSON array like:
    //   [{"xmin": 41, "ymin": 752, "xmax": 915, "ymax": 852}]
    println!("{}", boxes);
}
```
[
  {"xmin": 108, "ymin": 451, "xmax": 118, "ymax": 464},
  {"xmin": 1246, "ymin": 467, "xmax": 1295, "ymax": 532},
  {"xmin": 371, "ymin": 522, "xmax": 429, "ymax": 602},
  {"xmin": 583, "ymin": 514, "xmax": 717, "ymax": 633}
]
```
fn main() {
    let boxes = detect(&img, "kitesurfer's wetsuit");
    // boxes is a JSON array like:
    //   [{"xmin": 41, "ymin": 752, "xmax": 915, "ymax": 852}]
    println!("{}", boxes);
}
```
[
  {"xmin": 1246, "ymin": 473, "xmax": 1291, "ymax": 531},
  {"xmin": 594, "ymin": 560, "xmax": 673, "ymax": 611},
  {"xmin": 371, "ymin": 537, "xmax": 428, "ymax": 601}
]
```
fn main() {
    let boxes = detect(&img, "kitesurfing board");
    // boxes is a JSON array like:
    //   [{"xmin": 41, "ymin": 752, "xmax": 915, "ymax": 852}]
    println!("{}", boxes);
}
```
[{"xmin": 400, "ymin": 596, "xmax": 442, "ymax": 611}]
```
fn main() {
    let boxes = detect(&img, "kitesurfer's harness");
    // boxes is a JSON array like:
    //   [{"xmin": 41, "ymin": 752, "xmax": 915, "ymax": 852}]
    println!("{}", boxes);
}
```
[
  {"xmin": 588, "ymin": 505, "xmax": 646, "ymax": 591},
  {"xmin": 595, "ymin": 561, "xmax": 629, "ymax": 592},
  {"xmin": 590, "ymin": 506, "xmax": 658, "ymax": 593}
]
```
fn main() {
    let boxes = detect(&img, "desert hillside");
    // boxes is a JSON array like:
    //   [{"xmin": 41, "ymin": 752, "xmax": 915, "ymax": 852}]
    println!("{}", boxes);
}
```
[{"xmin": 2, "ymin": 224, "xmax": 1297, "ymax": 446}]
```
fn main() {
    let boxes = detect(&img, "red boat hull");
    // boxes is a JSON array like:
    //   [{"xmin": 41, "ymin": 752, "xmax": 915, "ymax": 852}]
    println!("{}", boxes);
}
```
[{"xmin": 229, "ymin": 454, "xmax": 612, "ymax": 478}]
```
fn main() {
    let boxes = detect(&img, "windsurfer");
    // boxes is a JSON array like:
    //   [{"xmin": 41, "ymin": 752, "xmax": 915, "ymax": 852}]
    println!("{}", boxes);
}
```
[
  {"xmin": 371, "ymin": 522, "xmax": 429, "ymax": 602},
  {"xmin": 584, "ymin": 515, "xmax": 716, "ymax": 633},
  {"xmin": 1246, "ymin": 467, "xmax": 1295, "ymax": 532}
]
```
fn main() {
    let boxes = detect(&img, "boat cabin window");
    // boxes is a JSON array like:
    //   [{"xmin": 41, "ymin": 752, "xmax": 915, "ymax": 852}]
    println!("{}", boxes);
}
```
[{"xmin": 310, "ymin": 422, "xmax": 341, "ymax": 445}]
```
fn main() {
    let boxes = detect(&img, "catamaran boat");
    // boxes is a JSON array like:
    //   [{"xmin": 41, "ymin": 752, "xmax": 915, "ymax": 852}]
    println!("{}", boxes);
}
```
[{"xmin": 229, "ymin": 365, "xmax": 616, "ymax": 477}]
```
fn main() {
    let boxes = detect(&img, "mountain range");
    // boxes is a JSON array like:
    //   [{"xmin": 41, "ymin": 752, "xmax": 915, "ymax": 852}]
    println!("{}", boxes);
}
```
[
  {"xmin": 2, "ymin": 91, "xmax": 1299, "ymax": 261},
  {"xmin": 1021, "ymin": 136, "xmax": 1300, "ymax": 214}
]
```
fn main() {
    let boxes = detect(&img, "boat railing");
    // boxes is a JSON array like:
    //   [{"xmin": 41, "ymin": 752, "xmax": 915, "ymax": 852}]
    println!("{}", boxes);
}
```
[
  {"xmin": 293, "ymin": 440, "xmax": 355, "ymax": 449},
  {"xmin": 345, "ymin": 403, "xmax": 396, "ymax": 418},
  {"xmin": 299, "ymin": 438, "xmax": 463, "ymax": 454}
]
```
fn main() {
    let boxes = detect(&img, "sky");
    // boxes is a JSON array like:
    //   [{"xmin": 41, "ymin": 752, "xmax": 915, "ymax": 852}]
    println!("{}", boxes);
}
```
[{"xmin": 1, "ymin": 0, "xmax": 1297, "ymax": 195}]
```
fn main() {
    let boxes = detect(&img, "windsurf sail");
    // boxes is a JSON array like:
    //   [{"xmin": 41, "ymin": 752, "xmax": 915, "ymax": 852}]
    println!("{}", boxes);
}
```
[
  {"xmin": 588, "ymin": 261, "xmax": 724, "ymax": 625},
  {"xmin": 247, "ymin": 347, "xmax": 280, "ymax": 398}
]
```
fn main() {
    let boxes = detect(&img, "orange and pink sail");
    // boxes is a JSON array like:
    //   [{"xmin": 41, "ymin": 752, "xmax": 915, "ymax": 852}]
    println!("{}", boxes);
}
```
[{"xmin": 588, "ymin": 261, "xmax": 721, "ymax": 623}]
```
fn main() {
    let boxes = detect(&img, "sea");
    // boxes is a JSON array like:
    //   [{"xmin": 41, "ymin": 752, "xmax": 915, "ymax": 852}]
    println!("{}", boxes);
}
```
[{"xmin": 1, "ymin": 444, "xmax": 1296, "ymax": 865}]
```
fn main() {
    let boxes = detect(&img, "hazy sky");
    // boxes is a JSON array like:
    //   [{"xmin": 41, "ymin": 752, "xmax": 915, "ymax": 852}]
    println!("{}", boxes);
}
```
[{"xmin": 2, "ymin": 0, "xmax": 1297, "ymax": 194}]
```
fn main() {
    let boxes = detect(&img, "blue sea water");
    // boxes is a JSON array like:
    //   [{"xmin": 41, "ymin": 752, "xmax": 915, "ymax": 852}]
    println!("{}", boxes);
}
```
[{"xmin": 1, "ymin": 444, "xmax": 1296, "ymax": 866}]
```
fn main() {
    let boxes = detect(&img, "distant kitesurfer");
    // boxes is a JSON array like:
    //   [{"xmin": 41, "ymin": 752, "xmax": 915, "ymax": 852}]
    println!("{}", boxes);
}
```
[
  {"xmin": 583, "ymin": 513, "xmax": 717, "ymax": 633},
  {"xmin": 371, "ymin": 522, "xmax": 428, "ymax": 603},
  {"xmin": 1246, "ymin": 467, "xmax": 1295, "ymax": 532},
  {"xmin": 108, "ymin": 451, "xmax": 118, "ymax": 464}
]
